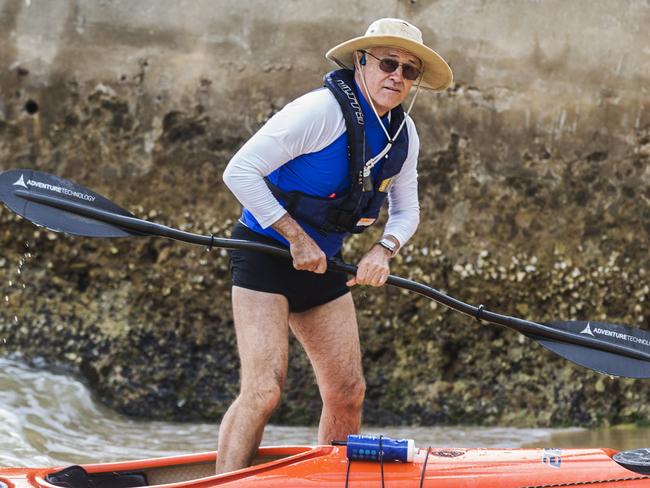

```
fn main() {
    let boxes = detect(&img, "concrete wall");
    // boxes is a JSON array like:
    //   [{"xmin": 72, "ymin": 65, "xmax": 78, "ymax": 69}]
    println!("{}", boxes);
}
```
[{"xmin": 2, "ymin": 0, "xmax": 649, "ymax": 142}]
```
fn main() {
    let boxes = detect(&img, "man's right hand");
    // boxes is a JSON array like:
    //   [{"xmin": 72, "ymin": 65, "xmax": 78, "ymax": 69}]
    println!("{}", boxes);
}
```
[
  {"xmin": 272, "ymin": 213, "xmax": 327, "ymax": 273},
  {"xmin": 288, "ymin": 232, "xmax": 327, "ymax": 273}
]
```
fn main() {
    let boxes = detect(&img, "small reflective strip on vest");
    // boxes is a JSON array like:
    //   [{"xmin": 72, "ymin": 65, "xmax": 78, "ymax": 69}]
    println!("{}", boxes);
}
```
[
  {"xmin": 356, "ymin": 217, "xmax": 376, "ymax": 227},
  {"xmin": 378, "ymin": 177, "xmax": 393, "ymax": 192}
]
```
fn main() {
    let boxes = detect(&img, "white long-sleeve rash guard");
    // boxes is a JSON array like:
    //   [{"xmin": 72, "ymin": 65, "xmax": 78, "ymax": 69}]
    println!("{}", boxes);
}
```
[{"xmin": 223, "ymin": 88, "xmax": 421, "ymax": 248}]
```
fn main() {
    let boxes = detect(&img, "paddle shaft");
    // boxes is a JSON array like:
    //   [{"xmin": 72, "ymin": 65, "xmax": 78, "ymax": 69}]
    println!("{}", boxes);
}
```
[{"xmin": 15, "ymin": 189, "xmax": 650, "ymax": 364}]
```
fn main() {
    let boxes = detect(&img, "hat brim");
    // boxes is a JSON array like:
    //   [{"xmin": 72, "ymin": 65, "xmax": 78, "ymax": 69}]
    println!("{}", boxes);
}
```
[{"xmin": 326, "ymin": 35, "xmax": 453, "ymax": 91}]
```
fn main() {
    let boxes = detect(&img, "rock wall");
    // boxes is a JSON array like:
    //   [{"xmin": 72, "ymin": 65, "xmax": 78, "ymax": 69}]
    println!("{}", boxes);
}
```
[{"xmin": 0, "ymin": 0, "xmax": 648, "ymax": 427}]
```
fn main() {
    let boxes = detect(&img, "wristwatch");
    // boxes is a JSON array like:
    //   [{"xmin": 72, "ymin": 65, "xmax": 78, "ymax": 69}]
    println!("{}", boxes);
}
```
[{"xmin": 376, "ymin": 237, "xmax": 399, "ymax": 257}]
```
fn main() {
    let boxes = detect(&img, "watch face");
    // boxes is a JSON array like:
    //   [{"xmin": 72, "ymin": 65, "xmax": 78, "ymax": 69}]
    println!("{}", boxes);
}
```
[{"xmin": 380, "ymin": 239, "xmax": 396, "ymax": 251}]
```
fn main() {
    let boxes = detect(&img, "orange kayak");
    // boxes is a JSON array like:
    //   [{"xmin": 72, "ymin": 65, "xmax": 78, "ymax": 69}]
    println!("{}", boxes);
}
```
[{"xmin": 1, "ymin": 445, "xmax": 649, "ymax": 488}]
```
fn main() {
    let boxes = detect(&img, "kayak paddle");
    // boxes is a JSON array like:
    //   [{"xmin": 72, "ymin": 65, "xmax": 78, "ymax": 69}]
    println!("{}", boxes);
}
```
[{"xmin": 1, "ymin": 168, "xmax": 649, "ymax": 379}]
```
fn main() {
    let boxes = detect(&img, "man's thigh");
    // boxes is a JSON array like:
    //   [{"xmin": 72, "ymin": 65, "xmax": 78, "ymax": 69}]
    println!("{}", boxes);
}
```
[
  {"xmin": 232, "ymin": 286, "xmax": 291, "ymax": 388},
  {"xmin": 289, "ymin": 292, "xmax": 364, "ymax": 390}
]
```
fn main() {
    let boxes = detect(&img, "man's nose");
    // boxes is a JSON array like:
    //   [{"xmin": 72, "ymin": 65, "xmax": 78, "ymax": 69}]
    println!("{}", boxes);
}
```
[{"xmin": 389, "ymin": 68, "xmax": 405, "ymax": 83}]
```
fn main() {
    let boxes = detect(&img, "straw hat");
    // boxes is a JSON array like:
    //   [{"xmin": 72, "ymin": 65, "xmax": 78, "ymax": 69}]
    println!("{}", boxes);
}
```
[{"xmin": 326, "ymin": 18, "xmax": 453, "ymax": 91}]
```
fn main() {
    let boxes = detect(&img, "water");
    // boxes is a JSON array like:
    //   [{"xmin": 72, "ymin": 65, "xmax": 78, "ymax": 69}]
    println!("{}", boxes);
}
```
[
  {"xmin": 0, "ymin": 357, "xmax": 646, "ymax": 468},
  {"xmin": 524, "ymin": 426, "xmax": 650, "ymax": 451}
]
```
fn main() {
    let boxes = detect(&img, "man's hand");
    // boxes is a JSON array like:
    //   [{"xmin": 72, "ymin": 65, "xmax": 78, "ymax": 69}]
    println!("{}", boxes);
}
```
[
  {"xmin": 347, "ymin": 244, "xmax": 391, "ymax": 287},
  {"xmin": 288, "ymin": 232, "xmax": 327, "ymax": 273},
  {"xmin": 272, "ymin": 213, "xmax": 327, "ymax": 273}
]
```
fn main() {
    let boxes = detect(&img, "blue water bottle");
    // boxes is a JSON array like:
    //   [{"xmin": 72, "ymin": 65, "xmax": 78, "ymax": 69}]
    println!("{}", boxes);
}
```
[{"xmin": 346, "ymin": 434, "xmax": 415, "ymax": 463}]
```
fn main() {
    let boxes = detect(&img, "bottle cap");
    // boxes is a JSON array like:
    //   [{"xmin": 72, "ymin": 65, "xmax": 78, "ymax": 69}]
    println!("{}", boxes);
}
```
[{"xmin": 406, "ymin": 439, "xmax": 415, "ymax": 462}]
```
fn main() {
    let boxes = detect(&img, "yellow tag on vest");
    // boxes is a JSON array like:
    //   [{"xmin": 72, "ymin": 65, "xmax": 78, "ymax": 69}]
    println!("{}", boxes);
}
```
[
  {"xmin": 356, "ymin": 217, "xmax": 376, "ymax": 227},
  {"xmin": 378, "ymin": 177, "xmax": 393, "ymax": 192}
]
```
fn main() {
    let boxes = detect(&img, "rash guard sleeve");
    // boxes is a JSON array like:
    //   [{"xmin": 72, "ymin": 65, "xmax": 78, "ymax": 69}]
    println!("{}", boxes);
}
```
[
  {"xmin": 384, "ymin": 115, "xmax": 420, "ymax": 248},
  {"xmin": 222, "ymin": 89, "xmax": 345, "ymax": 229}
]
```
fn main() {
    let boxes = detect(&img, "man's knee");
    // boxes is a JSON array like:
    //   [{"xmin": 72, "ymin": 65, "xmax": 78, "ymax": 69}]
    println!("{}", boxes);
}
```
[
  {"xmin": 321, "ymin": 377, "xmax": 366, "ymax": 410},
  {"xmin": 240, "ymin": 381, "xmax": 285, "ymax": 417}
]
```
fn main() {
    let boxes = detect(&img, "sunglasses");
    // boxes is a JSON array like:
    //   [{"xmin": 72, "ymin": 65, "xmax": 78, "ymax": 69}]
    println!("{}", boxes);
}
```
[{"xmin": 360, "ymin": 50, "xmax": 422, "ymax": 81}]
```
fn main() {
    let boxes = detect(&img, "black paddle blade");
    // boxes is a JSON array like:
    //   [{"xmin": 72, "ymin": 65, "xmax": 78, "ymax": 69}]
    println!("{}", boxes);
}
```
[
  {"xmin": 613, "ymin": 448, "xmax": 650, "ymax": 475},
  {"xmin": 528, "ymin": 320, "xmax": 650, "ymax": 378},
  {"xmin": 0, "ymin": 169, "xmax": 140, "ymax": 238}
]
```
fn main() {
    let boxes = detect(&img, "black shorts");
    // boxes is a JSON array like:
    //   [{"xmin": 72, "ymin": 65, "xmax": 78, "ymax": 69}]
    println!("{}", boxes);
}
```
[{"xmin": 228, "ymin": 222, "xmax": 350, "ymax": 313}]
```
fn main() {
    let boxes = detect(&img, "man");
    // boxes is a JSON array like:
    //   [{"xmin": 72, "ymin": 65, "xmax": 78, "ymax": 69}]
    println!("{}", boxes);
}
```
[{"xmin": 218, "ymin": 18, "xmax": 452, "ymax": 473}]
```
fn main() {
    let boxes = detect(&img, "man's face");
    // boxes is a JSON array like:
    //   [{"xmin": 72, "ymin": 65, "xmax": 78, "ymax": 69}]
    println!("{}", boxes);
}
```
[{"xmin": 354, "ymin": 46, "xmax": 421, "ymax": 116}]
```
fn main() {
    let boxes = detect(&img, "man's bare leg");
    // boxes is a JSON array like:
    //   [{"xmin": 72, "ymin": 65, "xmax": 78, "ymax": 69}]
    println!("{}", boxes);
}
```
[
  {"xmin": 216, "ymin": 286, "xmax": 290, "ymax": 474},
  {"xmin": 289, "ymin": 292, "xmax": 365, "ymax": 444}
]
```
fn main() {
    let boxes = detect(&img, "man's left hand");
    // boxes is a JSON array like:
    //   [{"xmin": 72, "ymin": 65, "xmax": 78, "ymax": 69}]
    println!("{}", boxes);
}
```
[{"xmin": 346, "ymin": 244, "xmax": 391, "ymax": 287}]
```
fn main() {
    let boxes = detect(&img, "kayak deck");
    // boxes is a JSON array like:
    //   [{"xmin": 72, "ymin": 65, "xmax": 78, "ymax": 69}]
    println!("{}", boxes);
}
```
[{"xmin": 2, "ymin": 446, "xmax": 649, "ymax": 488}]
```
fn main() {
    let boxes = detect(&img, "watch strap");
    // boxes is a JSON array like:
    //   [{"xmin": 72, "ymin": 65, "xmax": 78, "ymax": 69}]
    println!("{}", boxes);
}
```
[{"xmin": 377, "ymin": 237, "xmax": 398, "ymax": 256}]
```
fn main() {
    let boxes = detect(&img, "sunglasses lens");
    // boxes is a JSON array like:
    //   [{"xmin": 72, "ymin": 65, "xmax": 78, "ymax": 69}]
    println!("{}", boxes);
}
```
[
  {"xmin": 402, "ymin": 64, "xmax": 420, "ymax": 81},
  {"xmin": 379, "ymin": 58, "xmax": 399, "ymax": 73},
  {"xmin": 378, "ymin": 58, "xmax": 420, "ymax": 80}
]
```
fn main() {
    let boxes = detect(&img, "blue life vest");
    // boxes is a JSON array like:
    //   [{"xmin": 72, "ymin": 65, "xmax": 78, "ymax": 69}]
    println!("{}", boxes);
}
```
[{"xmin": 265, "ymin": 69, "xmax": 410, "ymax": 235}]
